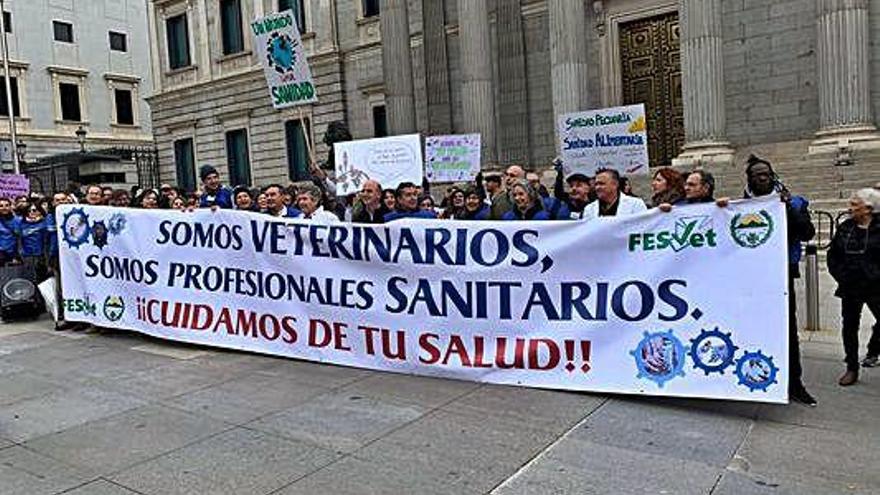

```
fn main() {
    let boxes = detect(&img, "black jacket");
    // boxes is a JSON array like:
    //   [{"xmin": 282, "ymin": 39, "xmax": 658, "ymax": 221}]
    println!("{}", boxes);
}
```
[{"xmin": 827, "ymin": 215, "xmax": 880, "ymax": 299}]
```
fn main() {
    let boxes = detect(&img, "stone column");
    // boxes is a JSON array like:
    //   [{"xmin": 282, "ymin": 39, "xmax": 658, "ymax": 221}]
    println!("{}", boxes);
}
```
[
  {"xmin": 675, "ymin": 0, "xmax": 734, "ymax": 166},
  {"xmin": 548, "ymin": 0, "xmax": 588, "ymax": 119},
  {"xmin": 422, "ymin": 0, "xmax": 453, "ymax": 134},
  {"xmin": 812, "ymin": 0, "xmax": 879, "ymax": 151},
  {"xmin": 457, "ymin": 0, "xmax": 496, "ymax": 163},
  {"xmin": 380, "ymin": 0, "xmax": 416, "ymax": 134}
]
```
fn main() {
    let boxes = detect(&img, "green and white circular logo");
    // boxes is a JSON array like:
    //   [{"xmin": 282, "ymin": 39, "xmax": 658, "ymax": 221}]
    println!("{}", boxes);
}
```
[
  {"xmin": 103, "ymin": 296, "xmax": 125, "ymax": 322},
  {"xmin": 730, "ymin": 210, "xmax": 774, "ymax": 248}
]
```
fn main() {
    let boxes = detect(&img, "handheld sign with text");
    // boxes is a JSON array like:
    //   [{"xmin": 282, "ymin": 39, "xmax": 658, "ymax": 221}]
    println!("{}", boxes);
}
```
[
  {"xmin": 0, "ymin": 174, "xmax": 29, "ymax": 199},
  {"xmin": 557, "ymin": 104, "xmax": 649, "ymax": 176},
  {"xmin": 333, "ymin": 134, "xmax": 423, "ymax": 196},
  {"xmin": 252, "ymin": 11, "xmax": 317, "ymax": 108},
  {"xmin": 425, "ymin": 134, "xmax": 481, "ymax": 183}
]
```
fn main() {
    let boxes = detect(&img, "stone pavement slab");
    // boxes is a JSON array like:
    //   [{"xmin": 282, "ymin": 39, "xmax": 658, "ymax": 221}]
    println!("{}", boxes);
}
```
[
  {"xmin": 161, "ymin": 373, "xmax": 329, "ymax": 425},
  {"xmin": 567, "ymin": 397, "xmax": 753, "ymax": 468},
  {"xmin": 349, "ymin": 410, "xmax": 559, "ymax": 494},
  {"xmin": 23, "ymin": 404, "xmax": 232, "ymax": 477},
  {"xmin": 109, "ymin": 427, "xmax": 338, "ymax": 495},
  {"xmin": 712, "ymin": 471, "xmax": 875, "ymax": 495},
  {"xmin": 249, "ymin": 392, "xmax": 426, "ymax": 454},
  {"xmin": 0, "ymin": 385, "xmax": 148, "ymax": 443},
  {"xmin": 0, "ymin": 371, "xmax": 64, "ymax": 406},
  {"xmin": 335, "ymin": 372, "xmax": 481, "ymax": 408},
  {"xmin": 0, "ymin": 445, "xmax": 91, "ymax": 495},
  {"xmin": 59, "ymin": 479, "xmax": 143, "ymax": 495},
  {"xmin": 493, "ymin": 437, "xmax": 723, "ymax": 495}
]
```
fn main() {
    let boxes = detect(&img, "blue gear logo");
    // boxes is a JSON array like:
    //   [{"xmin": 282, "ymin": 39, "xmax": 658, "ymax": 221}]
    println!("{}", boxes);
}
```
[
  {"xmin": 61, "ymin": 208, "xmax": 91, "ymax": 249},
  {"xmin": 735, "ymin": 351, "xmax": 779, "ymax": 392},
  {"xmin": 631, "ymin": 330, "xmax": 686, "ymax": 388},
  {"xmin": 689, "ymin": 328, "xmax": 738, "ymax": 375},
  {"xmin": 267, "ymin": 32, "xmax": 298, "ymax": 75},
  {"xmin": 107, "ymin": 213, "xmax": 127, "ymax": 236}
]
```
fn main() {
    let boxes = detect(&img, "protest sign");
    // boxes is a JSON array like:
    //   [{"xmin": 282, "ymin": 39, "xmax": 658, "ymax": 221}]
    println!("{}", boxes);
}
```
[
  {"xmin": 558, "ymin": 104, "xmax": 649, "ymax": 176},
  {"xmin": 425, "ymin": 134, "xmax": 481, "ymax": 183},
  {"xmin": 0, "ymin": 174, "xmax": 29, "ymax": 199},
  {"xmin": 59, "ymin": 196, "xmax": 790, "ymax": 403},
  {"xmin": 252, "ymin": 10, "xmax": 317, "ymax": 108},
  {"xmin": 333, "ymin": 134, "xmax": 423, "ymax": 196}
]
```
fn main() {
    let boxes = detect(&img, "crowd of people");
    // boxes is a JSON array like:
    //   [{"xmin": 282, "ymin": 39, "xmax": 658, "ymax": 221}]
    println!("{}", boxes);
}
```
[{"xmin": 1, "ymin": 155, "xmax": 878, "ymax": 406}]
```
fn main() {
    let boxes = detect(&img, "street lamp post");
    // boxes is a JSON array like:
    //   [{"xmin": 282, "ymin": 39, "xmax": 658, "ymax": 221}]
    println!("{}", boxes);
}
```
[
  {"xmin": 0, "ymin": 0, "xmax": 19, "ymax": 174},
  {"xmin": 75, "ymin": 125, "xmax": 87, "ymax": 153}
]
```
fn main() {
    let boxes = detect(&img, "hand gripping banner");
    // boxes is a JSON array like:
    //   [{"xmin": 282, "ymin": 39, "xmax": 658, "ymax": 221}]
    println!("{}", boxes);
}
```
[{"xmin": 58, "ymin": 196, "xmax": 789, "ymax": 403}]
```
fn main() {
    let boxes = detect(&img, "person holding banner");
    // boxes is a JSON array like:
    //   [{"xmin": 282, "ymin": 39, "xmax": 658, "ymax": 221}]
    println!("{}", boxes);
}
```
[
  {"xmin": 264, "ymin": 184, "xmax": 302, "ymax": 218},
  {"xmin": 198, "ymin": 165, "xmax": 233, "ymax": 209},
  {"xmin": 0, "ymin": 197, "xmax": 20, "ymax": 265},
  {"xmin": 742, "ymin": 155, "xmax": 817, "ymax": 405},
  {"xmin": 351, "ymin": 180, "xmax": 387, "ymax": 224},
  {"xmin": 384, "ymin": 182, "xmax": 437, "ymax": 222},
  {"xmin": 296, "ymin": 184, "xmax": 340, "ymax": 224},
  {"xmin": 233, "ymin": 186, "xmax": 257, "ymax": 212},
  {"xmin": 553, "ymin": 163, "xmax": 593, "ymax": 220},
  {"xmin": 650, "ymin": 168, "xmax": 685, "ymax": 208},
  {"xmin": 501, "ymin": 181, "xmax": 552, "ymax": 221},
  {"xmin": 827, "ymin": 188, "xmax": 880, "ymax": 386},
  {"xmin": 582, "ymin": 169, "xmax": 647, "ymax": 220},
  {"xmin": 460, "ymin": 186, "xmax": 490, "ymax": 220}
]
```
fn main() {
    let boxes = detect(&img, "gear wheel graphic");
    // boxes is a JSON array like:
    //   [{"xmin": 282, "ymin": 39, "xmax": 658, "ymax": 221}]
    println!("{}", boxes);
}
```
[
  {"xmin": 735, "ymin": 351, "xmax": 779, "ymax": 392},
  {"xmin": 630, "ymin": 330, "xmax": 686, "ymax": 388},
  {"xmin": 61, "ymin": 208, "xmax": 91, "ymax": 249},
  {"xmin": 689, "ymin": 328, "xmax": 739, "ymax": 375}
]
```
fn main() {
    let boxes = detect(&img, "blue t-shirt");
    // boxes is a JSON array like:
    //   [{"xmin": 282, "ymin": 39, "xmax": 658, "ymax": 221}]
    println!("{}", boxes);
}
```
[
  {"xmin": 46, "ymin": 213, "xmax": 59, "ymax": 256},
  {"xmin": 20, "ymin": 218, "xmax": 47, "ymax": 257},
  {"xmin": 0, "ymin": 215, "xmax": 20, "ymax": 255}
]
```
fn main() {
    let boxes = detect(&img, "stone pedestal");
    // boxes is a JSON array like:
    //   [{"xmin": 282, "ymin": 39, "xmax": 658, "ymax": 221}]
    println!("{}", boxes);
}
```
[
  {"xmin": 810, "ymin": 0, "xmax": 880, "ymax": 153},
  {"xmin": 674, "ymin": 0, "xmax": 734, "ymax": 167},
  {"xmin": 458, "ymin": 0, "xmax": 496, "ymax": 163},
  {"xmin": 380, "ymin": 0, "xmax": 416, "ymax": 134}
]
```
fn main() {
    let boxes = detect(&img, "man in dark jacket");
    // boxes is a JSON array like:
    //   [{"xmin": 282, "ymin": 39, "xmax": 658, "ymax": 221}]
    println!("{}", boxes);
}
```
[
  {"xmin": 384, "ymin": 182, "xmax": 437, "ymax": 222},
  {"xmin": 351, "ymin": 180, "xmax": 387, "ymax": 224},
  {"xmin": 198, "ymin": 165, "xmax": 233, "ymax": 209},
  {"xmin": 744, "ymin": 155, "xmax": 817, "ymax": 406}
]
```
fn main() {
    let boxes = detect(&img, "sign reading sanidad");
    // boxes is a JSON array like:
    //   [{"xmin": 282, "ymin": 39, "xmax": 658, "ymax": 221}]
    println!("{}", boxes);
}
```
[
  {"xmin": 58, "ymin": 196, "xmax": 790, "ymax": 403},
  {"xmin": 252, "ymin": 11, "xmax": 317, "ymax": 108}
]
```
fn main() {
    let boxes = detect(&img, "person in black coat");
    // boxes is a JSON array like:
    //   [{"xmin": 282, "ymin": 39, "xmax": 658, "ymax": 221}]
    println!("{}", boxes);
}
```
[{"xmin": 827, "ymin": 188, "xmax": 880, "ymax": 386}]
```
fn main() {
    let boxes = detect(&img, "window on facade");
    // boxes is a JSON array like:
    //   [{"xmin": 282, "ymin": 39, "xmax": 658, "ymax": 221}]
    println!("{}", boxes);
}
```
[
  {"xmin": 220, "ymin": 0, "xmax": 245, "ymax": 55},
  {"xmin": 285, "ymin": 119, "xmax": 311, "ymax": 181},
  {"xmin": 174, "ymin": 138, "xmax": 196, "ymax": 192},
  {"xmin": 278, "ymin": 0, "xmax": 306, "ymax": 33},
  {"xmin": 109, "ymin": 31, "xmax": 127, "ymax": 52},
  {"xmin": 363, "ymin": 0, "xmax": 380, "ymax": 18},
  {"xmin": 53, "ymin": 21, "xmax": 74, "ymax": 42},
  {"xmin": 3, "ymin": 12, "xmax": 12, "ymax": 33},
  {"xmin": 372, "ymin": 105, "xmax": 387, "ymax": 138},
  {"xmin": 59, "ymin": 83, "xmax": 81, "ymax": 122},
  {"xmin": 0, "ymin": 77, "xmax": 20, "ymax": 117},
  {"xmin": 225, "ymin": 129, "xmax": 251, "ymax": 186},
  {"xmin": 114, "ymin": 89, "xmax": 134, "ymax": 125},
  {"xmin": 166, "ymin": 14, "xmax": 191, "ymax": 69}
]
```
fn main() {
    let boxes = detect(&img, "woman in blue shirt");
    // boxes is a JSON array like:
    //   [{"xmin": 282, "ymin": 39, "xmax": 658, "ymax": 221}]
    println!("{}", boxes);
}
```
[{"xmin": 19, "ymin": 201, "xmax": 49, "ymax": 280}]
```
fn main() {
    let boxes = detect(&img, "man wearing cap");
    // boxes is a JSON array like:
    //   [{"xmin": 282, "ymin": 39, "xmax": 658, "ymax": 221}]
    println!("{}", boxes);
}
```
[
  {"xmin": 198, "ymin": 165, "xmax": 233, "ymax": 209},
  {"xmin": 553, "ymin": 170, "xmax": 593, "ymax": 221}
]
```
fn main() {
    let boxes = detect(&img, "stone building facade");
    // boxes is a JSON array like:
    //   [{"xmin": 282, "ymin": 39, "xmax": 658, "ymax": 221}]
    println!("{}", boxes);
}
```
[
  {"xmin": 147, "ymin": 0, "xmax": 880, "ymax": 196},
  {"xmin": 0, "ymin": 0, "xmax": 153, "ymax": 162}
]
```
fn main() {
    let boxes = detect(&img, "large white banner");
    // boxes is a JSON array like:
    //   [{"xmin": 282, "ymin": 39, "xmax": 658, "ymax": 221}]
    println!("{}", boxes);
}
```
[
  {"xmin": 333, "ymin": 134, "xmax": 423, "ymax": 196},
  {"xmin": 58, "ymin": 197, "xmax": 789, "ymax": 403},
  {"xmin": 558, "ymin": 104, "xmax": 650, "ymax": 176},
  {"xmin": 252, "ymin": 10, "xmax": 317, "ymax": 108}
]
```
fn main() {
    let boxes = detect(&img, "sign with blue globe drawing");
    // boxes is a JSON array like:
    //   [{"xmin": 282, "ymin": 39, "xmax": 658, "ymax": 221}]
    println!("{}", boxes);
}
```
[{"xmin": 251, "ymin": 10, "xmax": 318, "ymax": 108}]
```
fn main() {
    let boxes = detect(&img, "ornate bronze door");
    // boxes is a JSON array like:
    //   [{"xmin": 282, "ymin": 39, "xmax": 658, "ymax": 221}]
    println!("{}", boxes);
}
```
[{"xmin": 620, "ymin": 13, "xmax": 684, "ymax": 167}]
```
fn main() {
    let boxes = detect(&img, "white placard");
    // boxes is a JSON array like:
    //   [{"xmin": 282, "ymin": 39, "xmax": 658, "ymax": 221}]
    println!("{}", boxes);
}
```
[
  {"xmin": 558, "ymin": 104, "xmax": 650, "ymax": 176},
  {"xmin": 252, "ymin": 11, "xmax": 317, "ymax": 108},
  {"xmin": 333, "ymin": 134, "xmax": 423, "ymax": 196},
  {"xmin": 425, "ymin": 134, "xmax": 481, "ymax": 183}
]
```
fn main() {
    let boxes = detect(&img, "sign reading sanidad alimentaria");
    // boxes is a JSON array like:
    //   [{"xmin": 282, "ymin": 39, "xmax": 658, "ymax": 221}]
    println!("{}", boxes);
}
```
[{"xmin": 252, "ymin": 11, "xmax": 317, "ymax": 108}]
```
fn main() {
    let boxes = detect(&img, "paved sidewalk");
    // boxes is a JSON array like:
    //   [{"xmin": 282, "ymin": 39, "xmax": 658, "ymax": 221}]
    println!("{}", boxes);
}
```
[{"xmin": 0, "ymin": 316, "xmax": 877, "ymax": 495}]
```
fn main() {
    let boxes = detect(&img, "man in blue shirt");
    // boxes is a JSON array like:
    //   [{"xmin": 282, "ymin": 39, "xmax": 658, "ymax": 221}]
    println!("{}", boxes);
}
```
[
  {"xmin": 198, "ymin": 165, "xmax": 233, "ymax": 209},
  {"xmin": 384, "ymin": 182, "xmax": 437, "ymax": 222},
  {"xmin": 263, "ymin": 184, "xmax": 302, "ymax": 218},
  {"xmin": 0, "ymin": 197, "xmax": 20, "ymax": 265}
]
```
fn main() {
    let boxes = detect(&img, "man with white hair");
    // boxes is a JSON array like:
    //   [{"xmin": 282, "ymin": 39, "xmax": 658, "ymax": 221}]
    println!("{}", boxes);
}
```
[{"xmin": 296, "ymin": 183, "xmax": 340, "ymax": 223}]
